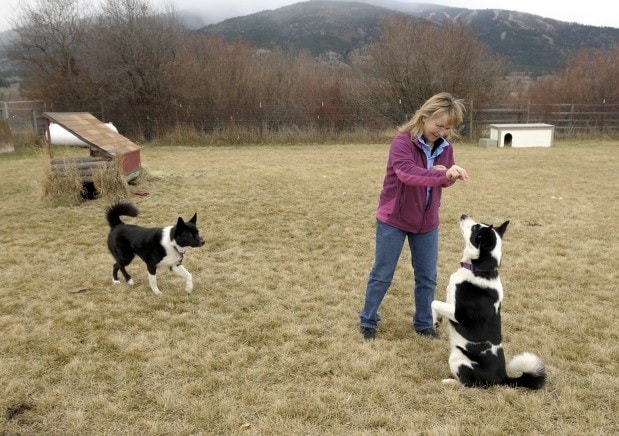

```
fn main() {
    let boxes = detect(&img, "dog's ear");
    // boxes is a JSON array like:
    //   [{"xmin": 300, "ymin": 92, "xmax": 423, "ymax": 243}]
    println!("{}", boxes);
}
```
[
  {"xmin": 189, "ymin": 213, "xmax": 197, "ymax": 224},
  {"xmin": 496, "ymin": 220, "xmax": 509, "ymax": 237},
  {"xmin": 176, "ymin": 216, "xmax": 185, "ymax": 227}
]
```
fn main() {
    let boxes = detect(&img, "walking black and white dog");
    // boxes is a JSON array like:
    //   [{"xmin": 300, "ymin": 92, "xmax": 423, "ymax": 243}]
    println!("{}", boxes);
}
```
[
  {"xmin": 106, "ymin": 202, "xmax": 205, "ymax": 295},
  {"xmin": 431, "ymin": 214, "xmax": 546, "ymax": 389}
]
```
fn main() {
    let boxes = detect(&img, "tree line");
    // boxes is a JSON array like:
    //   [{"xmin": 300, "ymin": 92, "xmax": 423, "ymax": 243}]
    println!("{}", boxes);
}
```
[{"xmin": 7, "ymin": 0, "xmax": 618, "ymax": 140}]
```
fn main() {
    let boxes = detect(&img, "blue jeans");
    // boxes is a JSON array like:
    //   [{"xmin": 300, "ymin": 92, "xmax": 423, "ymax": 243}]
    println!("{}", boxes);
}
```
[{"xmin": 359, "ymin": 220, "xmax": 439, "ymax": 331}]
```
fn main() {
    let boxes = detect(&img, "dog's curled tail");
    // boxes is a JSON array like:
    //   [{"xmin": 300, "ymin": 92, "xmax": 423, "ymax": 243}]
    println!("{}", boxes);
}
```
[
  {"xmin": 502, "ymin": 352, "xmax": 546, "ymax": 390},
  {"xmin": 106, "ymin": 202, "xmax": 139, "ymax": 228}
]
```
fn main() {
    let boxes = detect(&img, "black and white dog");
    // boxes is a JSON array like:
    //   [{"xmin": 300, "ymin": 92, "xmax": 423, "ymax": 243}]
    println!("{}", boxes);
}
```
[
  {"xmin": 106, "ymin": 202, "xmax": 205, "ymax": 295},
  {"xmin": 431, "ymin": 214, "xmax": 546, "ymax": 389}
]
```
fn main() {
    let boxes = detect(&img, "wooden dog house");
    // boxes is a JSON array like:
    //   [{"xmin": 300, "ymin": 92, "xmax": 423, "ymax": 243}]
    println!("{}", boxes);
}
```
[
  {"xmin": 480, "ymin": 123, "xmax": 555, "ymax": 148},
  {"xmin": 43, "ymin": 112, "xmax": 142, "ymax": 182}
]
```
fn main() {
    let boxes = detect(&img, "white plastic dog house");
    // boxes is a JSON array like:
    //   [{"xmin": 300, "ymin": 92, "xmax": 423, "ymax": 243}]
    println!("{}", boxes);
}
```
[{"xmin": 487, "ymin": 123, "xmax": 555, "ymax": 148}]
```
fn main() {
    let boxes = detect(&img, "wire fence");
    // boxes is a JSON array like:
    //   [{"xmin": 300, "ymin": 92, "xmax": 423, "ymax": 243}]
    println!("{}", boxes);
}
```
[
  {"xmin": 469, "ymin": 102, "xmax": 619, "ymax": 138},
  {"xmin": 2, "ymin": 100, "xmax": 618, "ymax": 143}
]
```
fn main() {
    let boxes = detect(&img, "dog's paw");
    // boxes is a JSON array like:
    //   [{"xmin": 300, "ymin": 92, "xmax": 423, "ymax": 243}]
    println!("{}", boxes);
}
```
[
  {"xmin": 151, "ymin": 289, "xmax": 162, "ymax": 296},
  {"xmin": 184, "ymin": 274, "xmax": 194, "ymax": 295},
  {"xmin": 441, "ymin": 378, "xmax": 459, "ymax": 385},
  {"xmin": 112, "ymin": 279, "xmax": 121, "ymax": 285},
  {"xmin": 431, "ymin": 306, "xmax": 440, "ymax": 326},
  {"xmin": 127, "ymin": 279, "xmax": 135, "ymax": 286}
]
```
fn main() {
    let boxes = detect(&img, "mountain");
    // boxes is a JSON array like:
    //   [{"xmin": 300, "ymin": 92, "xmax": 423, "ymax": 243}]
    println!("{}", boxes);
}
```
[
  {"xmin": 199, "ymin": 1, "xmax": 393, "ymax": 58},
  {"xmin": 200, "ymin": 0, "xmax": 619, "ymax": 74}
]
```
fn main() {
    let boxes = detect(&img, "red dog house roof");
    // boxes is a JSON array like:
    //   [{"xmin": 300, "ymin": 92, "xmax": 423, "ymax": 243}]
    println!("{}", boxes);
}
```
[{"xmin": 43, "ymin": 112, "xmax": 141, "ymax": 177}]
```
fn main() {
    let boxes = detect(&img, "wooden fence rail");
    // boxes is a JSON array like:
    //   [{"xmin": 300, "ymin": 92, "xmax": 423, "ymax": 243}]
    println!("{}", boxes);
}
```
[
  {"xmin": 468, "ymin": 103, "xmax": 619, "ymax": 138},
  {"xmin": 2, "ymin": 100, "xmax": 618, "ymax": 140}
]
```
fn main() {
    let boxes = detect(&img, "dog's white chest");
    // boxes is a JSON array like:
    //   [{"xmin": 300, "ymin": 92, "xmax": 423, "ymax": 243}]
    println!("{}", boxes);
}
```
[
  {"xmin": 159, "ymin": 249, "xmax": 183, "ymax": 267},
  {"xmin": 448, "ymin": 270, "xmax": 504, "ymax": 308},
  {"xmin": 158, "ymin": 226, "xmax": 184, "ymax": 267}
]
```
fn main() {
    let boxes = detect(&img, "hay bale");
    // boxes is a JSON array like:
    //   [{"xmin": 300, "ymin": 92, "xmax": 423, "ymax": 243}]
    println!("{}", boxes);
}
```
[
  {"xmin": 43, "ymin": 154, "xmax": 131, "ymax": 204},
  {"xmin": 92, "ymin": 156, "xmax": 129, "ymax": 201},
  {"xmin": 42, "ymin": 159, "xmax": 86, "ymax": 206}
]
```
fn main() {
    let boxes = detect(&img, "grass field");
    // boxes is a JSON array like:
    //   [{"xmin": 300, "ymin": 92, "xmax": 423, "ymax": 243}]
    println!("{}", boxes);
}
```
[{"xmin": 0, "ymin": 140, "xmax": 617, "ymax": 435}]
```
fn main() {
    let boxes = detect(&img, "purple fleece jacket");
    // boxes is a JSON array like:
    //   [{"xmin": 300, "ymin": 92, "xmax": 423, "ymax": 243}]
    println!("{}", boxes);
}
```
[{"xmin": 375, "ymin": 132, "xmax": 456, "ymax": 233}]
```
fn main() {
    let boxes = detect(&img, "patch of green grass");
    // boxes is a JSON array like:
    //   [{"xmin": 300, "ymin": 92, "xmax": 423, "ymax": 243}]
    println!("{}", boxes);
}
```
[{"xmin": 0, "ymin": 141, "xmax": 617, "ymax": 434}]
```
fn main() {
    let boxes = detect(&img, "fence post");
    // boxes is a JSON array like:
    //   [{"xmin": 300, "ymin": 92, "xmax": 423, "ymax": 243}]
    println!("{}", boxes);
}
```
[
  {"xmin": 32, "ymin": 109, "xmax": 38, "ymax": 134},
  {"xmin": 602, "ymin": 99, "xmax": 606, "ymax": 135},
  {"xmin": 468, "ymin": 99, "xmax": 474, "ymax": 140},
  {"xmin": 0, "ymin": 101, "xmax": 8, "ymax": 120},
  {"xmin": 259, "ymin": 102, "xmax": 264, "ymax": 140}
]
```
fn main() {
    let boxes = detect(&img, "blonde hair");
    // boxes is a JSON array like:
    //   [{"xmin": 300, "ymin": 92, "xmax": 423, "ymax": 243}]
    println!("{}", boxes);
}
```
[{"xmin": 399, "ymin": 92, "xmax": 466, "ymax": 140}]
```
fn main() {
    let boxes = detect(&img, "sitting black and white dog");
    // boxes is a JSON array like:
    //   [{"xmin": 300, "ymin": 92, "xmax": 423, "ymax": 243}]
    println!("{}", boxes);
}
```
[
  {"xmin": 106, "ymin": 202, "xmax": 205, "ymax": 295},
  {"xmin": 431, "ymin": 214, "xmax": 546, "ymax": 389}
]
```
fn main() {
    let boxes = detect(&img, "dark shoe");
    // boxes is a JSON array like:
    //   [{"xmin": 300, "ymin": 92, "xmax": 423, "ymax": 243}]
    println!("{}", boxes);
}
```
[
  {"xmin": 416, "ymin": 327, "xmax": 439, "ymax": 340},
  {"xmin": 360, "ymin": 326, "xmax": 376, "ymax": 341}
]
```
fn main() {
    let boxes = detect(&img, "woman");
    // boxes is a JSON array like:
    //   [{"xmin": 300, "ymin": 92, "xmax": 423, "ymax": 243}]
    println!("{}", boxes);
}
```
[{"xmin": 359, "ymin": 92, "xmax": 468, "ymax": 341}]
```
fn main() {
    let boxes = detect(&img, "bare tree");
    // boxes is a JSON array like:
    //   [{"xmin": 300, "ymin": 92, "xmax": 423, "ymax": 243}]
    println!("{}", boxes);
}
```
[
  {"xmin": 530, "ymin": 44, "xmax": 619, "ymax": 105},
  {"xmin": 7, "ymin": 0, "xmax": 185, "ymax": 138},
  {"xmin": 7, "ymin": 0, "xmax": 94, "ymax": 107},
  {"xmin": 171, "ymin": 34, "xmax": 358, "ymax": 133},
  {"xmin": 86, "ymin": 0, "xmax": 185, "ymax": 137},
  {"xmin": 353, "ymin": 16, "xmax": 507, "ymax": 123}
]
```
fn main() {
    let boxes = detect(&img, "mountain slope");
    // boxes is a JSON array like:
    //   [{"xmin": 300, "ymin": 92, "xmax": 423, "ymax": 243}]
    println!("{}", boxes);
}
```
[
  {"xmin": 201, "ymin": 1, "xmax": 619, "ymax": 73},
  {"xmin": 200, "ymin": 1, "xmax": 397, "ymax": 57}
]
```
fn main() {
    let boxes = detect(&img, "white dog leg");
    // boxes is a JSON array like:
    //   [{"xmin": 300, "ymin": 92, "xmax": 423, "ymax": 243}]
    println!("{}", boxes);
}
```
[
  {"xmin": 148, "ymin": 273, "xmax": 162, "ymax": 295},
  {"xmin": 172, "ymin": 265, "xmax": 193, "ymax": 294},
  {"xmin": 431, "ymin": 301, "xmax": 457, "ymax": 325}
]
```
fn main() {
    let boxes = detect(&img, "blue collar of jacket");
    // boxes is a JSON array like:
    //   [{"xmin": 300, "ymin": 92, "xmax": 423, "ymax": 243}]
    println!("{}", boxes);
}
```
[
  {"xmin": 416, "ymin": 134, "xmax": 447, "ymax": 157},
  {"xmin": 415, "ymin": 134, "xmax": 448, "ymax": 170}
]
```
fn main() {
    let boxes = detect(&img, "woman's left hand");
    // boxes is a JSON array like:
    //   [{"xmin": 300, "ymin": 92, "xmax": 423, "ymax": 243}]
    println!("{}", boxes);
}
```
[{"xmin": 446, "ymin": 165, "xmax": 469, "ymax": 182}]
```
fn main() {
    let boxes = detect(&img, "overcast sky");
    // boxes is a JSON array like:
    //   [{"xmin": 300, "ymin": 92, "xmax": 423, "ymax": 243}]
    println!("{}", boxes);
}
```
[{"xmin": 1, "ymin": 0, "xmax": 616, "ymax": 32}]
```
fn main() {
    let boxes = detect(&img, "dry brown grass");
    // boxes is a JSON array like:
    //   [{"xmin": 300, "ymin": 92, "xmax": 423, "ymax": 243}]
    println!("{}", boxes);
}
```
[
  {"xmin": 0, "ymin": 140, "xmax": 617, "ymax": 435},
  {"xmin": 152, "ymin": 124, "xmax": 393, "ymax": 146},
  {"xmin": 91, "ymin": 157, "xmax": 130, "ymax": 202}
]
